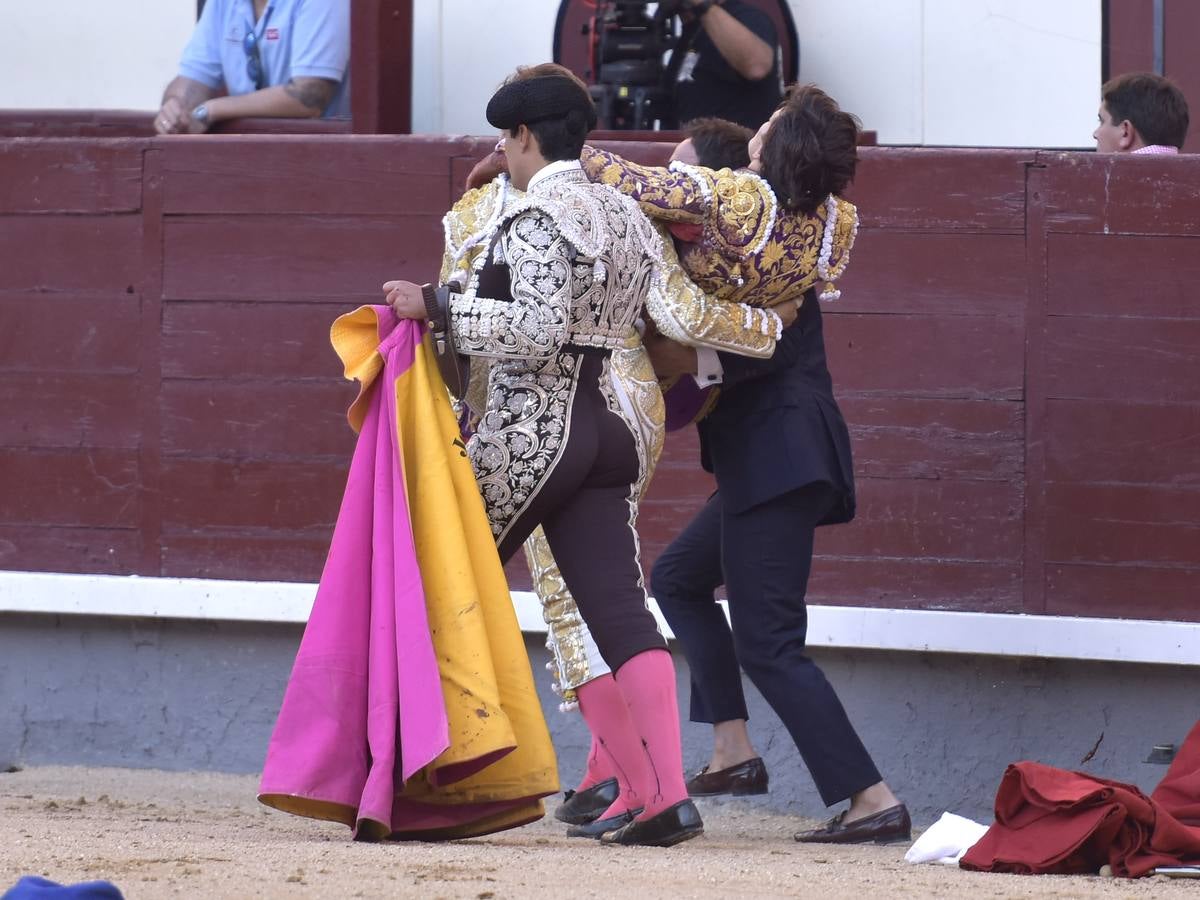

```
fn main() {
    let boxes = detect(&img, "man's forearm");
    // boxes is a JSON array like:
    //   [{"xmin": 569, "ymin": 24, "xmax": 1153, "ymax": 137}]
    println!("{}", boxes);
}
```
[
  {"xmin": 205, "ymin": 78, "xmax": 336, "ymax": 122},
  {"xmin": 162, "ymin": 76, "xmax": 217, "ymax": 110},
  {"xmin": 699, "ymin": 5, "xmax": 774, "ymax": 81}
]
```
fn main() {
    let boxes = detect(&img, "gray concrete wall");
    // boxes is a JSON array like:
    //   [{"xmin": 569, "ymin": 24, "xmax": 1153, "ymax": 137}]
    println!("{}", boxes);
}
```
[{"xmin": 1, "ymin": 612, "xmax": 1196, "ymax": 824}]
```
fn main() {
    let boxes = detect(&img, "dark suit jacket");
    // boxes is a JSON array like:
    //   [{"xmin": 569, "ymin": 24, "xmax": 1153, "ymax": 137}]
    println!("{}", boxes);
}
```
[{"xmin": 698, "ymin": 290, "xmax": 856, "ymax": 523}]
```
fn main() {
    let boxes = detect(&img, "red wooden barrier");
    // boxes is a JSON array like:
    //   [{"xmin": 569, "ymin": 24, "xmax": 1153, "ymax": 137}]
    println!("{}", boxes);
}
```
[{"xmin": 1, "ymin": 135, "xmax": 1197, "ymax": 622}]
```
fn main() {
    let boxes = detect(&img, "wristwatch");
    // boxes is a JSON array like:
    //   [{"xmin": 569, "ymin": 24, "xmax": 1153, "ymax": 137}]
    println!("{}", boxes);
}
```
[{"xmin": 191, "ymin": 104, "xmax": 211, "ymax": 130}]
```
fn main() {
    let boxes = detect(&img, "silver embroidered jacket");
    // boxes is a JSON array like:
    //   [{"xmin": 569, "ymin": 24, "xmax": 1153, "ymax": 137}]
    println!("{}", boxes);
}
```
[
  {"xmin": 440, "ymin": 171, "xmax": 665, "ymax": 704},
  {"xmin": 450, "ymin": 165, "xmax": 664, "ymax": 360},
  {"xmin": 447, "ymin": 163, "xmax": 665, "ymax": 543}
]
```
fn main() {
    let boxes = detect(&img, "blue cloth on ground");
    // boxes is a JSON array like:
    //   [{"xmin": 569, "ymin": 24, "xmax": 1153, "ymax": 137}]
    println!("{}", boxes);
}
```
[{"xmin": 2, "ymin": 877, "xmax": 124, "ymax": 899}]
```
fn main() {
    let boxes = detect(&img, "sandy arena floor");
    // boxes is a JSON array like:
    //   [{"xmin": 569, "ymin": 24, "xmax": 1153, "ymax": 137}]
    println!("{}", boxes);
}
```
[{"xmin": 0, "ymin": 767, "xmax": 1194, "ymax": 899}]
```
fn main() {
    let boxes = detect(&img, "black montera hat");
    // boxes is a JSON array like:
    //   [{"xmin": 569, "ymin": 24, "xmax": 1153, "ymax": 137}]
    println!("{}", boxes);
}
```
[{"xmin": 486, "ymin": 74, "xmax": 598, "ymax": 132}]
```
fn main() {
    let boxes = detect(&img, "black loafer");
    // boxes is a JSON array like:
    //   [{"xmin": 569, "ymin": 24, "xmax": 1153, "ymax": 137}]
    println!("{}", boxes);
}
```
[
  {"xmin": 600, "ymin": 799, "xmax": 704, "ymax": 847},
  {"xmin": 794, "ymin": 803, "xmax": 912, "ymax": 845},
  {"xmin": 554, "ymin": 777, "xmax": 620, "ymax": 825},
  {"xmin": 566, "ymin": 807, "xmax": 641, "ymax": 839},
  {"xmin": 687, "ymin": 757, "xmax": 769, "ymax": 797}
]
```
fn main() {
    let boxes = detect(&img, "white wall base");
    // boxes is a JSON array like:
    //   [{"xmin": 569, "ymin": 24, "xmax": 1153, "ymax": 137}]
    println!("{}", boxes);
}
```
[
  {"xmin": 3, "ymin": 570, "xmax": 1196, "ymax": 667},
  {"xmin": 4, "ymin": 571, "xmax": 1195, "ymax": 672}
]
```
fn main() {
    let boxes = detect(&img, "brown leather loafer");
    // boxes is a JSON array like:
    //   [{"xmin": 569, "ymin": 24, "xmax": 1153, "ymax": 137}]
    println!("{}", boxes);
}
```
[
  {"xmin": 794, "ymin": 803, "xmax": 912, "ymax": 845},
  {"xmin": 686, "ymin": 757, "xmax": 769, "ymax": 797},
  {"xmin": 554, "ymin": 778, "xmax": 619, "ymax": 826}
]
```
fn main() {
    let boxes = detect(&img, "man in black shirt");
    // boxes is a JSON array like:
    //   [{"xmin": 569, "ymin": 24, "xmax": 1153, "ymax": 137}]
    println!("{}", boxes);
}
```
[{"xmin": 674, "ymin": 0, "xmax": 784, "ymax": 129}]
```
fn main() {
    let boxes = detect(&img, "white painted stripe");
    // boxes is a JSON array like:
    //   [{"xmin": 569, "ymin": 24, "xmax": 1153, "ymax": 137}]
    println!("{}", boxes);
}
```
[
  {"xmin": 1, "ymin": 570, "xmax": 1197, "ymax": 666},
  {"xmin": 0, "ymin": 571, "xmax": 316, "ymax": 623}
]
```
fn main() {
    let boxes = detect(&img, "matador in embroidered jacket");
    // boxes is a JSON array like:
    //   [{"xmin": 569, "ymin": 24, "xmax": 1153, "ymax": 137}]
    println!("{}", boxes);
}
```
[
  {"xmin": 441, "ymin": 171, "xmax": 791, "ymax": 708},
  {"xmin": 388, "ymin": 65, "xmax": 720, "ymax": 847}
]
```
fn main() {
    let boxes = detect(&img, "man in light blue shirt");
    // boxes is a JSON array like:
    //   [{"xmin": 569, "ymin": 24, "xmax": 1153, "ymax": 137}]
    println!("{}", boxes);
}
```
[{"xmin": 156, "ymin": 0, "xmax": 350, "ymax": 134}]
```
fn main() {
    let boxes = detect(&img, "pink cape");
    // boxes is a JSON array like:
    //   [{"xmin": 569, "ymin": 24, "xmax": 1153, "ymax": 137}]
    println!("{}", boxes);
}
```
[{"xmin": 258, "ymin": 312, "xmax": 557, "ymax": 839}]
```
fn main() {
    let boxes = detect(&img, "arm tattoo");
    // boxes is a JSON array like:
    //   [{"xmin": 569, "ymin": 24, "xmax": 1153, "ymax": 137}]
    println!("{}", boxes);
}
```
[
  {"xmin": 164, "ymin": 76, "xmax": 215, "ymax": 109},
  {"xmin": 284, "ymin": 77, "xmax": 336, "ymax": 112}
]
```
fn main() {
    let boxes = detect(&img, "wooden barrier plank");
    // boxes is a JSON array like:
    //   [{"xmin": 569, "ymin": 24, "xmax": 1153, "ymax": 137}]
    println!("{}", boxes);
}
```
[
  {"xmin": 162, "ymin": 216, "xmax": 444, "ymax": 302},
  {"xmin": 0, "ymin": 525, "xmax": 140, "ymax": 576},
  {"xmin": 1045, "ymin": 316, "xmax": 1200, "ymax": 403},
  {"xmin": 851, "ymin": 148, "xmax": 1031, "ymax": 232},
  {"xmin": 835, "ymin": 231, "xmax": 1026, "ymax": 316},
  {"xmin": 160, "ymin": 137, "xmax": 467, "ymax": 215},
  {"xmin": 1046, "ymin": 482, "xmax": 1200, "ymax": 567},
  {"xmin": 1046, "ymin": 399, "xmax": 1200, "ymax": 487},
  {"xmin": 160, "ymin": 459, "xmax": 345, "ymax": 530},
  {"xmin": 0, "ymin": 110, "xmax": 153, "ymax": 139},
  {"xmin": 807, "ymin": 557, "xmax": 1022, "ymax": 612},
  {"xmin": 1023, "ymin": 164, "xmax": 1051, "ymax": 615},
  {"xmin": 1046, "ymin": 563, "xmax": 1200, "ymax": 623},
  {"xmin": 817, "ymin": 478, "xmax": 1022, "ymax": 563},
  {"xmin": 2, "ymin": 133, "xmax": 1198, "ymax": 626},
  {"xmin": 826, "ymin": 313, "xmax": 1024, "ymax": 400},
  {"xmin": 0, "ymin": 374, "xmax": 140, "ymax": 449},
  {"xmin": 162, "ymin": 302, "xmax": 358, "ymax": 379},
  {"xmin": 449, "ymin": 155, "xmax": 485, "ymax": 198},
  {"xmin": 136, "ymin": 147, "xmax": 165, "ymax": 576},
  {"xmin": 0, "ymin": 450, "xmax": 139, "ymax": 528},
  {"xmin": 1047, "ymin": 233, "xmax": 1200, "ymax": 319},
  {"xmin": 0, "ymin": 294, "xmax": 141, "ymax": 373},
  {"xmin": 650, "ymin": 400, "xmax": 1026, "ymax": 485},
  {"xmin": 0, "ymin": 216, "xmax": 141, "ymax": 293},
  {"xmin": 657, "ymin": 423, "xmax": 704, "ymax": 465},
  {"xmin": 160, "ymin": 530, "xmax": 333, "ymax": 583},
  {"xmin": 1039, "ymin": 152, "xmax": 1200, "ymax": 235},
  {"xmin": 453, "ymin": 147, "xmax": 1030, "ymax": 233},
  {"xmin": 0, "ymin": 141, "xmax": 143, "ymax": 213},
  {"xmin": 161, "ymin": 381, "xmax": 357, "ymax": 460},
  {"xmin": 842, "ymin": 397, "xmax": 1024, "ymax": 482},
  {"xmin": 640, "ymin": 461, "xmax": 715, "ymax": 507}
]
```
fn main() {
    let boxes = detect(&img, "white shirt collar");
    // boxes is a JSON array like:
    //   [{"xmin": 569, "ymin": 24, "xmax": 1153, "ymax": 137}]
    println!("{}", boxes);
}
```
[{"xmin": 527, "ymin": 159, "xmax": 583, "ymax": 192}]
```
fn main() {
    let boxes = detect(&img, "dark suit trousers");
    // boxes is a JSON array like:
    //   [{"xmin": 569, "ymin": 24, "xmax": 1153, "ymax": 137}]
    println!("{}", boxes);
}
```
[{"xmin": 651, "ymin": 482, "xmax": 882, "ymax": 806}]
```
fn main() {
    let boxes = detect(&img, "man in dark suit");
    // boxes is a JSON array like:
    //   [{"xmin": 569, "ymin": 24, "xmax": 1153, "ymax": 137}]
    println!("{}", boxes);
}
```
[{"xmin": 647, "ymin": 284, "xmax": 909, "ymax": 843}]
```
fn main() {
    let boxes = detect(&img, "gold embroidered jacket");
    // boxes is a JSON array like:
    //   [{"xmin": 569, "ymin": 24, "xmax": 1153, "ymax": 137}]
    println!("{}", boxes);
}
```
[{"xmin": 581, "ymin": 147, "xmax": 858, "ymax": 311}]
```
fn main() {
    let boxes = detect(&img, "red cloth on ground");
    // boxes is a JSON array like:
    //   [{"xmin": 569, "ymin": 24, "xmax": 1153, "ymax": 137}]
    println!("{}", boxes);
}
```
[
  {"xmin": 1151, "ymin": 719, "xmax": 1200, "ymax": 826},
  {"xmin": 961, "ymin": 720, "xmax": 1200, "ymax": 877}
]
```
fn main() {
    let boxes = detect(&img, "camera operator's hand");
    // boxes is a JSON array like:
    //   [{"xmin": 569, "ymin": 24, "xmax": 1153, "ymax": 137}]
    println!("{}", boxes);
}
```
[
  {"xmin": 682, "ymin": 0, "xmax": 774, "ymax": 82},
  {"xmin": 678, "ymin": 0, "xmax": 719, "ymax": 18},
  {"xmin": 465, "ymin": 149, "xmax": 509, "ymax": 191}
]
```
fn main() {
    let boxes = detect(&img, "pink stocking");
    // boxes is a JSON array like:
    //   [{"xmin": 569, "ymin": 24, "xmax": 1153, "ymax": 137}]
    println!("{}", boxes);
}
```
[
  {"xmin": 576, "ymin": 674, "xmax": 652, "ymax": 817},
  {"xmin": 614, "ymin": 648, "xmax": 689, "ymax": 819},
  {"xmin": 575, "ymin": 732, "xmax": 616, "ymax": 792}
]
